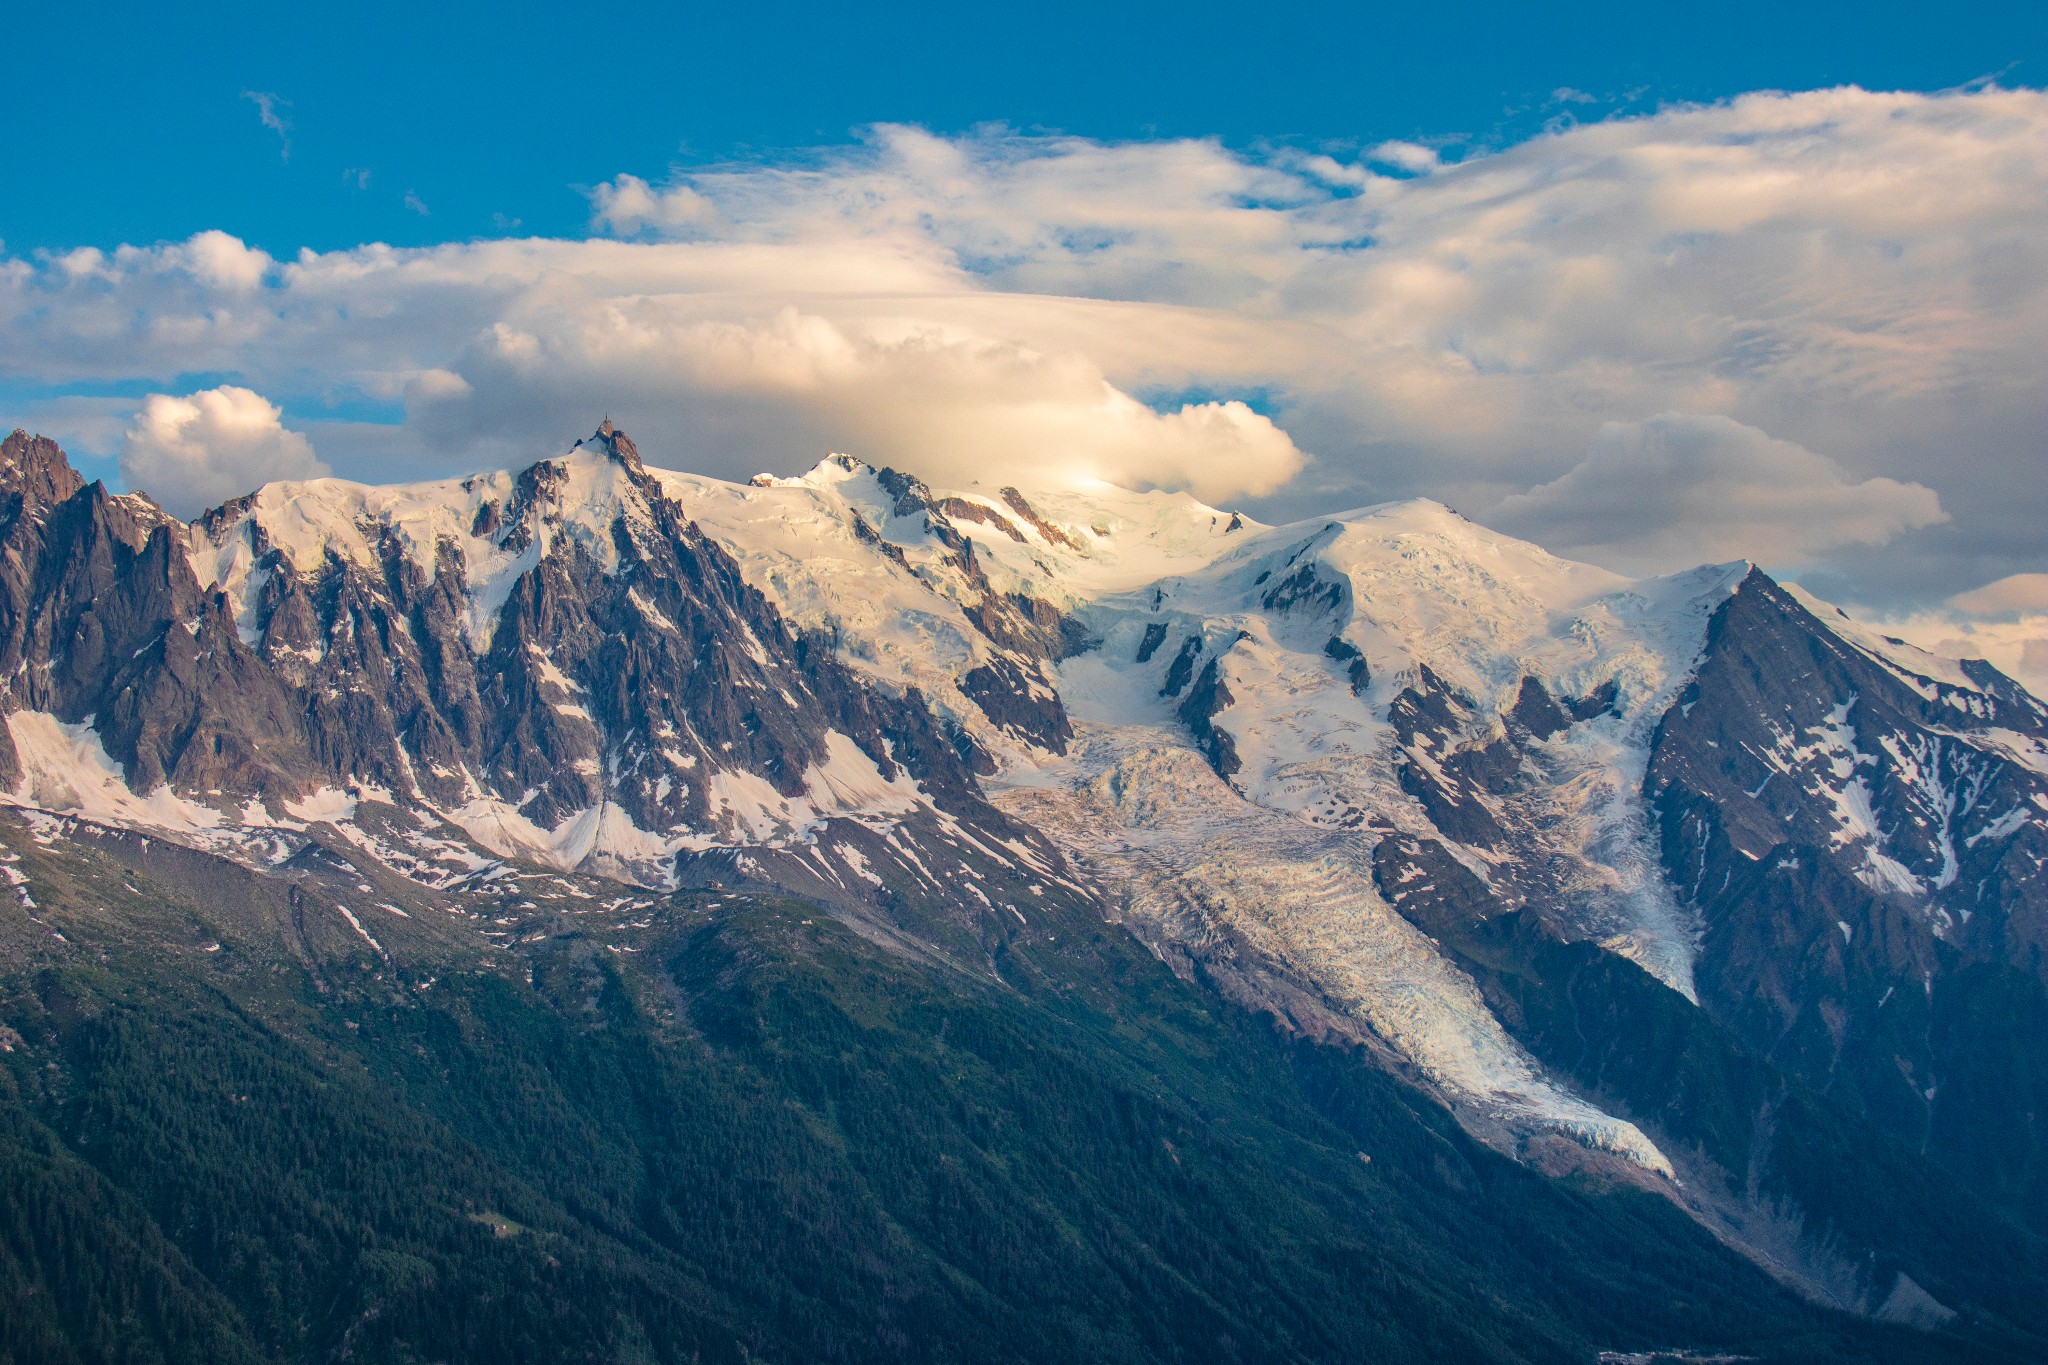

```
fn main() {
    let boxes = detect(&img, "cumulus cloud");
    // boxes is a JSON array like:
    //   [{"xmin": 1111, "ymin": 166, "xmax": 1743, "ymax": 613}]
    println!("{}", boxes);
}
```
[
  {"xmin": 179, "ymin": 229, "xmax": 272, "ymax": 291},
  {"xmin": 590, "ymin": 174, "xmax": 717, "ymax": 234},
  {"xmin": 1491, "ymin": 413, "xmax": 1946, "ymax": 574},
  {"xmin": 1369, "ymin": 140, "xmax": 1441, "ymax": 174},
  {"xmin": 120, "ymin": 387, "xmax": 327, "ymax": 517},
  {"xmin": 3, "ymin": 87, "xmax": 2045, "ymax": 605},
  {"xmin": 432, "ymin": 306, "xmax": 1304, "ymax": 500}
]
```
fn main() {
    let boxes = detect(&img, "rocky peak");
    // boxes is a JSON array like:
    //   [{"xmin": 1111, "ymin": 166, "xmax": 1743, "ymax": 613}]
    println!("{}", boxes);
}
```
[
  {"xmin": 1640, "ymin": 564, "xmax": 2048, "ymax": 1203},
  {"xmin": 0, "ymin": 429, "xmax": 87, "ymax": 514},
  {"xmin": 816, "ymin": 452, "xmax": 872, "ymax": 478},
  {"xmin": 874, "ymin": 467, "xmax": 938, "ymax": 520},
  {"xmin": 576, "ymin": 419, "xmax": 647, "ymax": 475},
  {"xmin": 749, "ymin": 453, "xmax": 874, "ymax": 489}
]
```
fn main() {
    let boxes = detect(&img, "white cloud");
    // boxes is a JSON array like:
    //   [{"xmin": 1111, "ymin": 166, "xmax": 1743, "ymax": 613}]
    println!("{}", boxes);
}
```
[
  {"xmin": 587, "ymin": 123, "xmax": 1325, "ymax": 307},
  {"xmin": 590, "ymin": 174, "xmax": 716, "ymax": 234},
  {"xmin": 1490, "ymin": 413, "xmax": 1946, "ymax": 574},
  {"xmin": 1872, "ymin": 571, "xmax": 2048, "ymax": 698},
  {"xmin": 432, "ymin": 306, "xmax": 1304, "ymax": 501},
  {"xmin": 1866, "ymin": 611, "xmax": 2048, "ymax": 698},
  {"xmin": 3, "ymin": 87, "xmax": 2044, "ymax": 604},
  {"xmin": 1950, "ymin": 572, "xmax": 2048, "ymax": 616},
  {"xmin": 120, "ymin": 387, "xmax": 327, "ymax": 517},
  {"xmin": 1369, "ymin": 140, "xmax": 1441, "ymax": 174},
  {"xmin": 179, "ymin": 229, "xmax": 272, "ymax": 292}
]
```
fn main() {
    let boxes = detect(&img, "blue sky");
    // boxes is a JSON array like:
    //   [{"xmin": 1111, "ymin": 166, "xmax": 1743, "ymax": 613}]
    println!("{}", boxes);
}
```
[
  {"xmin": 11, "ymin": 0, "xmax": 2043, "ymax": 254},
  {"xmin": 4, "ymin": 2, "xmax": 2048, "ymax": 684}
]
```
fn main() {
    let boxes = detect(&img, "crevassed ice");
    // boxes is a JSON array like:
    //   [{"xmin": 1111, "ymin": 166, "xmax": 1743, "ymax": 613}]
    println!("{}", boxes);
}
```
[{"xmin": 1001, "ymin": 723, "xmax": 1675, "ymax": 1176}]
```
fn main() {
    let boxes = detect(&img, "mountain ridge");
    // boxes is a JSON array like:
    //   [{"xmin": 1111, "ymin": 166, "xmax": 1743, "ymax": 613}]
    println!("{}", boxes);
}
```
[{"xmin": 2, "ymin": 422, "xmax": 2046, "ymax": 1359}]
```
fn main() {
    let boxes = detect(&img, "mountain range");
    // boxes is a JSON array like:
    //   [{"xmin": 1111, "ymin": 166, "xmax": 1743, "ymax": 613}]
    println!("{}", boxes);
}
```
[{"xmin": 2, "ymin": 421, "xmax": 2044, "ymax": 1364}]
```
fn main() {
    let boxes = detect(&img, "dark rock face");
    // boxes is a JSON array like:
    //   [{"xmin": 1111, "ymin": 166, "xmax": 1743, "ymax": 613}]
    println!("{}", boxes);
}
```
[
  {"xmin": 1324, "ymin": 635, "xmax": 1370, "ymax": 695},
  {"xmin": 1158, "ymin": 635, "xmax": 1203, "ymax": 699},
  {"xmin": 1370, "ymin": 826, "xmax": 2048, "ymax": 1327},
  {"xmin": 961, "ymin": 655, "xmax": 1073, "ymax": 753},
  {"xmin": 1505, "ymin": 676, "xmax": 1570, "ymax": 741},
  {"xmin": 0, "ymin": 428, "xmax": 86, "ymax": 513},
  {"xmin": 1565, "ymin": 677, "xmax": 1619, "ymax": 721},
  {"xmin": 1651, "ymin": 573, "xmax": 2048, "ymax": 951},
  {"xmin": 0, "ymin": 444, "xmax": 313, "ymax": 800},
  {"xmin": 1260, "ymin": 525, "xmax": 1352, "ymax": 618},
  {"xmin": 1387, "ymin": 667, "xmax": 1515, "ymax": 848},
  {"xmin": 932, "ymin": 494, "xmax": 1029, "ymax": 543},
  {"xmin": 1371, "ymin": 833, "xmax": 1500, "ymax": 940},
  {"xmin": 0, "ymin": 432, "xmax": 1015, "ymax": 866},
  {"xmin": 1176, "ymin": 656, "xmax": 1241, "ymax": 779},
  {"xmin": 1647, "ymin": 570, "xmax": 2048, "ymax": 1225},
  {"xmin": 854, "ymin": 463, "xmax": 1079, "ymax": 742},
  {"xmin": 1260, "ymin": 560, "xmax": 1346, "ymax": 615},
  {"xmin": 997, "ymin": 486, "xmax": 1082, "ymax": 550}
]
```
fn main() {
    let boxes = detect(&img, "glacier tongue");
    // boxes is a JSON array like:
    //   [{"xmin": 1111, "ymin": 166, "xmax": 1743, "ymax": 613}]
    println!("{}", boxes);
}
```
[
  {"xmin": 25, "ymin": 426, "xmax": 2041, "ymax": 1188},
  {"xmin": 1039, "ymin": 507, "xmax": 1744, "ymax": 1001},
  {"xmin": 653, "ymin": 466, "xmax": 1747, "ymax": 1170},
  {"xmin": 996, "ymin": 721, "xmax": 1675, "ymax": 1176}
]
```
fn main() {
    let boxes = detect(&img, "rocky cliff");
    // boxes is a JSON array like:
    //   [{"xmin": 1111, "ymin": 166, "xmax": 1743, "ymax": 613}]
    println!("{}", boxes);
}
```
[{"xmin": 2, "ymin": 423, "xmax": 2046, "ymax": 1339}]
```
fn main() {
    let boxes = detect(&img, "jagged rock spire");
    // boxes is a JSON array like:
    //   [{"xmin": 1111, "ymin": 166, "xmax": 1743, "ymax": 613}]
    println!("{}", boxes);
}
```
[
  {"xmin": 583, "ymin": 418, "xmax": 644, "ymax": 474},
  {"xmin": 0, "ymin": 429, "xmax": 87, "ymax": 512}
]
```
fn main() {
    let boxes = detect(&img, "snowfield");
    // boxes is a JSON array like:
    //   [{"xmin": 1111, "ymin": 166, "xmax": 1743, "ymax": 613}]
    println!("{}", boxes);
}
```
[{"xmin": 11, "ymin": 432, "xmax": 2033, "ymax": 1180}]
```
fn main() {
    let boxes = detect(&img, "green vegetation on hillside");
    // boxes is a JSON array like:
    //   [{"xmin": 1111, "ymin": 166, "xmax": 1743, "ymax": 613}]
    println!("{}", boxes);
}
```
[{"xmin": 0, "ymin": 826, "xmax": 2013, "ymax": 1364}]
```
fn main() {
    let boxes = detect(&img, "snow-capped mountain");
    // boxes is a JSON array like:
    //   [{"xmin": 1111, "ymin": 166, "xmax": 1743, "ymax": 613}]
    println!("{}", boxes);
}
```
[{"xmin": 3, "ymin": 422, "xmax": 2045, "ymax": 1324}]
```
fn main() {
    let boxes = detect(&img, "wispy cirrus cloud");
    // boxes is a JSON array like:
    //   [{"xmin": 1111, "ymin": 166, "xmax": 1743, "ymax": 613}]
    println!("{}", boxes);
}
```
[{"xmin": 241, "ymin": 90, "xmax": 291, "ymax": 161}]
